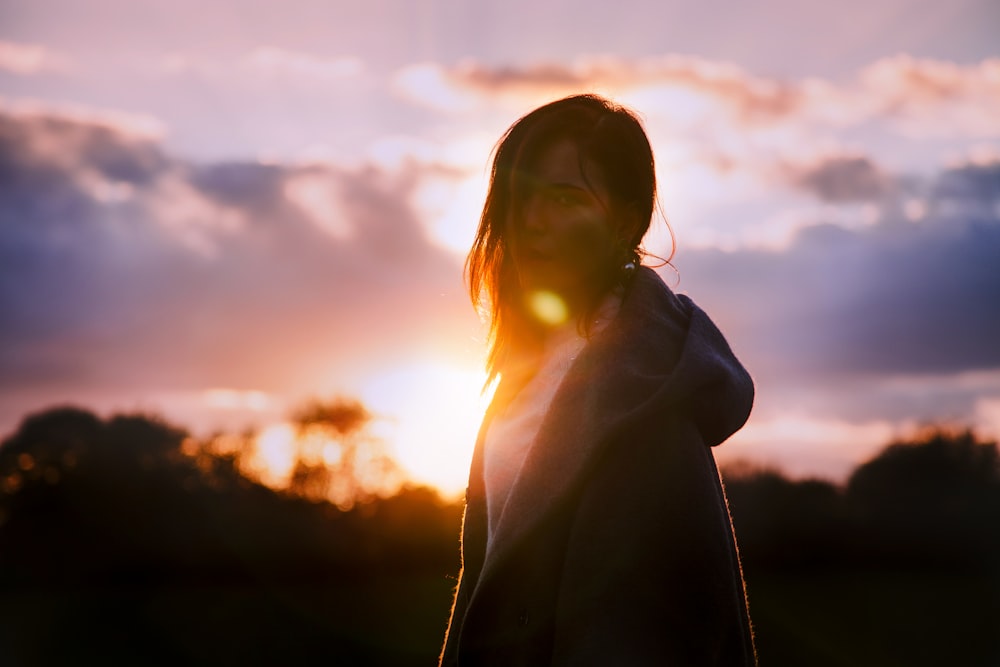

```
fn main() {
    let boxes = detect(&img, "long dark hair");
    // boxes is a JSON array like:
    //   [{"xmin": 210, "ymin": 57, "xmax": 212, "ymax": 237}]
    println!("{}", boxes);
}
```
[{"xmin": 466, "ymin": 94, "xmax": 663, "ymax": 386}]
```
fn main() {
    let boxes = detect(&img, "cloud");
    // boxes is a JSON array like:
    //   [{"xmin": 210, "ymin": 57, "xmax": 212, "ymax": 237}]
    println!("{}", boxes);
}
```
[
  {"xmin": 675, "ymin": 158, "xmax": 1000, "ymax": 432},
  {"xmin": 859, "ymin": 55, "xmax": 1000, "ymax": 137},
  {"xmin": 2, "ymin": 90, "xmax": 996, "ymax": 467},
  {"xmin": 0, "ymin": 40, "xmax": 71, "ymax": 75},
  {"xmin": 783, "ymin": 154, "xmax": 892, "ymax": 203},
  {"xmin": 932, "ymin": 160, "xmax": 1000, "ymax": 206},
  {"xmin": 392, "ymin": 55, "xmax": 802, "ymax": 124},
  {"xmin": 0, "ymin": 96, "xmax": 165, "ymax": 142},
  {"xmin": 0, "ymin": 103, "xmax": 477, "ymax": 428},
  {"xmin": 282, "ymin": 171, "xmax": 355, "ymax": 240},
  {"xmin": 390, "ymin": 55, "xmax": 997, "ymax": 259},
  {"xmin": 692, "ymin": 198, "xmax": 1000, "ymax": 377},
  {"xmin": 392, "ymin": 64, "xmax": 481, "ymax": 113},
  {"xmin": 0, "ymin": 100, "xmax": 233, "ymax": 256},
  {"xmin": 392, "ymin": 55, "xmax": 1000, "ymax": 139}
]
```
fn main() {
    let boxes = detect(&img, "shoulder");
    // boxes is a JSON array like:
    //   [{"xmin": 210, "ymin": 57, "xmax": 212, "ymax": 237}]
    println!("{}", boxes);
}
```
[{"xmin": 583, "ymin": 266, "xmax": 754, "ymax": 447}]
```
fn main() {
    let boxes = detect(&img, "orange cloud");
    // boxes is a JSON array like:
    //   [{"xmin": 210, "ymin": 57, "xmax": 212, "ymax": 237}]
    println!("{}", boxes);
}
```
[
  {"xmin": 393, "ymin": 55, "xmax": 802, "ymax": 124},
  {"xmin": 859, "ymin": 55, "xmax": 1000, "ymax": 136},
  {"xmin": 392, "ymin": 54, "xmax": 1000, "ymax": 139}
]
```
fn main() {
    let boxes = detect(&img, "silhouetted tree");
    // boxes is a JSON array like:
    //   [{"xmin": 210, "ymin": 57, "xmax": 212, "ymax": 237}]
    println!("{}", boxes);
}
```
[
  {"xmin": 845, "ymin": 426, "xmax": 1000, "ymax": 569},
  {"xmin": 723, "ymin": 465, "xmax": 848, "ymax": 571},
  {"xmin": 724, "ymin": 431, "xmax": 1000, "ymax": 667},
  {"xmin": 289, "ymin": 397, "xmax": 404, "ymax": 508},
  {"xmin": 0, "ymin": 404, "xmax": 461, "ymax": 666}
]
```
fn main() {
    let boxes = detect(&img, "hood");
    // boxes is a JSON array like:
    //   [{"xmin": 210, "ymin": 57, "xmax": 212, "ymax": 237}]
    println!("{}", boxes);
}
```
[{"xmin": 583, "ymin": 266, "xmax": 754, "ymax": 448}]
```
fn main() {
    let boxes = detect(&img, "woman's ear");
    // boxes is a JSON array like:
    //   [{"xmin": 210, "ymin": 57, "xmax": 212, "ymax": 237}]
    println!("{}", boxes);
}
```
[{"xmin": 618, "ymin": 202, "xmax": 645, "ymax": 248}]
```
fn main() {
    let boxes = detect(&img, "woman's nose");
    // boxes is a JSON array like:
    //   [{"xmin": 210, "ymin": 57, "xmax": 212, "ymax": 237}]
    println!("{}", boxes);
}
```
[{"xmin": 521, "ymin": 195, "xmax": 546, "ymax": 234}]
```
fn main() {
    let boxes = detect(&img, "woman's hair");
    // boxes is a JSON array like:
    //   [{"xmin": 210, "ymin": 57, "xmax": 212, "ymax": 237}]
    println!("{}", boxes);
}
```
[{"xmin": 466, "ymin": 93, "xmax": 663, "ymax": 385}]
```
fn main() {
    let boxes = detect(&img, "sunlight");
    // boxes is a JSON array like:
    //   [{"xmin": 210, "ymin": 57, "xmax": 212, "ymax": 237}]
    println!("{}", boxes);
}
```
[
  {"xmin": 361, "ymin": 360, "xmax": 491, "ymax": 499},
  {"xmin": 283, "ymin": 173, "xmax": 353, "ymax": 240},
  {"xmin": 388, "ymin": 132, "xmax": 494, "ymax": 256},
  {"xmin": 412, "ymin": 169, "xmax": 489, "ymax": 255},
  {"xmin": 252, "ymin": 422, "xmax": 297, "ymax": 487},
  {"xmin": 974, "ymin": 397, "xmax": 1000, "ymax": 441},
  {"xmin": 722, "ymin": 414, "xmax": 899, "ymax": 483},
  {"xmin": 202, "ymin": 388, "xmax": 273, "ymax": 411},
  {"xmin": 224, "ymin": 362, "xmax": 491, "ymax": 501},
  {"xmin": 392, "ymin": 63, "xmax": 479, "ymax": 112},
  {"xmin": 620, "ymin": 84, "xmax": 715, "ymax": 127}
]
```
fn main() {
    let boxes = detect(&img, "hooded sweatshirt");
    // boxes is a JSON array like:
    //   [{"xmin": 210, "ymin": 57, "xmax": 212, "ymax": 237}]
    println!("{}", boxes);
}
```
[{"xmin": 441, "ymin": 266, "xmax": 756, "ymax": 666}]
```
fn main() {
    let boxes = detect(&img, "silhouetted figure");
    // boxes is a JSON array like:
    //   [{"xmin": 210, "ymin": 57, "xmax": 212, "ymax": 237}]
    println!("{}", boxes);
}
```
[{"xmin": 441, "ymin": 95, "xmax": 756, "ymax": 666}]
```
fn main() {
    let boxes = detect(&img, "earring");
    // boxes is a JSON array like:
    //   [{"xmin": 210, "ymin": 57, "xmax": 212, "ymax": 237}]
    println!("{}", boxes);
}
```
[{"xmin": 619, "ymin": 250, "xmax": 639, "ymax": 284}]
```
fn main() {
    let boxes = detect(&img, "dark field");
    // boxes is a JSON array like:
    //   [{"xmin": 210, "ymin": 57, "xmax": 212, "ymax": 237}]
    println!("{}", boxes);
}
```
[{"xmin": 2, "ymin": 406, "xmax": 998, "ymax": 665}]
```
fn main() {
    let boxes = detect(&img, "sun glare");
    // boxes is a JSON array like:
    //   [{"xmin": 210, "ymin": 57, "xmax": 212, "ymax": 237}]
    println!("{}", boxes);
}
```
[
  {"xmin": 413, "ymin": 172, "xmax": 488, "ymax": 255},
  {"xmin": 722, "ymin": 415, "xmax": 899, "ymax": 483},
  {"xmin": 361, "ymin": 360, "xmax": 491, "ymax": 499},
  {"xmin": 406, "ymin": 135, "xmax": 494, "ymax": 256},
  {"xmin": 231, "ymin": 361, "xmax": 490, "ymax": 501},
  {"xmin": 252, "ymin": 422, "xmax": 297, "ymax": 487}
]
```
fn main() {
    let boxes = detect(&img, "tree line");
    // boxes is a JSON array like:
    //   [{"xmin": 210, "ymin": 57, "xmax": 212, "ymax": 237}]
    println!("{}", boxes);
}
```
[
  {"xmin": 723, "ymin": 427, "xmax": 1000, "ymax": 573},
  {"xmin": 0, "ymin": 403, "xmax": 998, "ymax": 666}
]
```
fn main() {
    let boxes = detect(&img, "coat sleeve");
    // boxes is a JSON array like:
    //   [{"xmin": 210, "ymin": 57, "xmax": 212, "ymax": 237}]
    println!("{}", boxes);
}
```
[{"xmin": 550, "ymin": 415, "xmax": 757, "ymax": 666}]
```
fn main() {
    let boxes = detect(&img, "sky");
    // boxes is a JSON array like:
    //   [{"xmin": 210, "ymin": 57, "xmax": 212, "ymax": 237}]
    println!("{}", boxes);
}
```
[{"xmin": 1, "ymin": 0, "xmax": 999, "ymax": 497}]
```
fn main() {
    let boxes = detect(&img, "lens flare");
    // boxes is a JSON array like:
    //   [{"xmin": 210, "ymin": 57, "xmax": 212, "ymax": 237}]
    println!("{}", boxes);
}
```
[{"xmin": 528, "ymin": 290, "xmax": 569, "ymax": 326}]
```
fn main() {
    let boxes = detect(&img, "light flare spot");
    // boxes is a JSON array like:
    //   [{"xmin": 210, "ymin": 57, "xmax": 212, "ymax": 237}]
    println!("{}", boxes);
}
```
[{"xmin": 528, "ymin": 290, "xmax": 569, "ymax": 326}]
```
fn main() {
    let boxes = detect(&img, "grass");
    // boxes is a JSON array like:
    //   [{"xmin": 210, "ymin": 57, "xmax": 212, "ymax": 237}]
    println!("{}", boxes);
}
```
[{"xmin": 747, "ymin": 570, "xmax": 1000, "ymax": 667}]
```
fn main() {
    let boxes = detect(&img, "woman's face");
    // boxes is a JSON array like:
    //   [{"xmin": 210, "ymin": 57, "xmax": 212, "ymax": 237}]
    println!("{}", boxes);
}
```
[{"xmin": 507, "ymin": 138, "xmax": 619, "ymax": 317}]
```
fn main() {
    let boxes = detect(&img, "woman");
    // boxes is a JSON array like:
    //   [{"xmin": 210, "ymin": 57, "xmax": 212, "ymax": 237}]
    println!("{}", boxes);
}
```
[{"xmin": 441, "ymin": 94, "xmax": 756, "ymax": 666}]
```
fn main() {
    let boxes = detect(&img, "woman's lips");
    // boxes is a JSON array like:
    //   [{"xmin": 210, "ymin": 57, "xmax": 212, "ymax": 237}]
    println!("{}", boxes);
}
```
[{"xmin": 522, "ymin": 247, "xmax": 552, "ymax": 261}]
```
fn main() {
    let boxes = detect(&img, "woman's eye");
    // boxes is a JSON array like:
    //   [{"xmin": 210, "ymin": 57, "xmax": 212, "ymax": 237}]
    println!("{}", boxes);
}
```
[{"xmin": 551, "ymin": 191, "xmax": 577, "ymax": 206}]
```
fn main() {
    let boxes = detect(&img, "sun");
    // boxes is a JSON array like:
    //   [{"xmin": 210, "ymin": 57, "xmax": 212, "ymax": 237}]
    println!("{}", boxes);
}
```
[
  {"xmin": 233, "ymin": 359, "xmax": 490, "ymax": 502},
  {"xmin": 361, "ymin": 359, "xmax": 492, "ymax": 500}
]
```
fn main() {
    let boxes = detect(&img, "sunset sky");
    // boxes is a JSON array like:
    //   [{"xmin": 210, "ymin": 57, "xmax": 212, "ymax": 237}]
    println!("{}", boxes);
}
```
[{"xmin": 2, "ymin": 0, "xmax": 999, "ymax": 496}]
